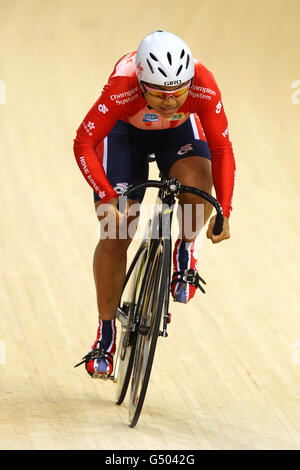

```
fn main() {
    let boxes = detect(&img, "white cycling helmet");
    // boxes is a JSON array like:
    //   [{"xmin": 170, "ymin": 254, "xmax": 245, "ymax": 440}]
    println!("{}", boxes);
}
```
[{"xmin": 136, "ymin": 30, "xmax": 194, "ymax": 88}]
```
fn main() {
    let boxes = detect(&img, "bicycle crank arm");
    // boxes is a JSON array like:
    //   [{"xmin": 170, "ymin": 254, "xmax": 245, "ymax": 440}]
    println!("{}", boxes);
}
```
[{"xmin": 116, "ymin": 307, "xmax": 127, "ymax": 326}]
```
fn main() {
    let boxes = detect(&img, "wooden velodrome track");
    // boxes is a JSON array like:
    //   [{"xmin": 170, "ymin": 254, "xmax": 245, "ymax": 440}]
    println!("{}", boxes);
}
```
[{"xmin": 0, "ymin": 0, "xmax": 300, "ymax": 450}]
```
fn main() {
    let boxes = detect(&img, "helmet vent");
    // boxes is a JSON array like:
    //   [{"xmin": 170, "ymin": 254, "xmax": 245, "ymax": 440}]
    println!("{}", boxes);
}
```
[
  {"xmin": 147, "ymin": 59, "xmax": 154, "ymax": 73},
  {"xmin": 149, "ymin": 53, "xmax": 158, "ymax": 61},
  {"xmin": 167, "ymin": 52, "xmax": 172, "ymax": 65},
  {"xmin": 176, "ymin": 65, "xmax": 183, "ymax": 76},
  {"xmin": 158, "ymin": 67, "xmax": 167, "ymax": 77},
  {"xmin": 186, "ymin": 54, "xmax": 190, "ymax": 69},
  {"xmin": 180, "ymin": 49, "xmax": 185, "ymax": 59}
]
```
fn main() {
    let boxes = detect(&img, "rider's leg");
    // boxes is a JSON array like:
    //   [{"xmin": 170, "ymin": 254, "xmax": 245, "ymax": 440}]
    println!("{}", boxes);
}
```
[
  {"xmin": 168, "ymin": 156, "xmax": 213, "ymax": 303},
  {"xmin": 169, "ymin": 156, "xmax": 213, "ymax": 240},
  {"xmin": 93, "ymin": 198, "xmax": 140, "ymax": 321},
  {"xmin": 85, "ymin": 198, "xmax": 140, "ymax": 377},
  {"xmin": 76, "ymin": 121, "xmax": 149, "ymax": 377}
]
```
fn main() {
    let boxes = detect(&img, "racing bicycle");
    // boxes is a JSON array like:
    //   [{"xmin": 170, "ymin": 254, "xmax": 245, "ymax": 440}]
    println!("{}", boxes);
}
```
[{"xmin": 112, "ymin": 176, "xmax": 224, "ymax": 427}]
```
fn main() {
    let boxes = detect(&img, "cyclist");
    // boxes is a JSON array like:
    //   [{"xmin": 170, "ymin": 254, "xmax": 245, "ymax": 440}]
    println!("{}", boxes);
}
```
[{"xmin": 73, "ymin": 31, "xmax": 236, "ymax": 378}]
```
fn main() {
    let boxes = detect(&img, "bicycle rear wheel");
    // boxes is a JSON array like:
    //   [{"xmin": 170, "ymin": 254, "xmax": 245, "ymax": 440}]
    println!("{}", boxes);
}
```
[{"xmin": 128, "ymin": 238, "xmax": 170, "ymax": 427}]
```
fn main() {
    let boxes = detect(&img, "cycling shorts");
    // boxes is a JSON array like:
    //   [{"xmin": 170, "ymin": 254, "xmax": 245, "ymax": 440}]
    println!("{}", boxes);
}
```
[{"xmin": 93, "ymin": 114, "xmax": 211, "ymax": 203}]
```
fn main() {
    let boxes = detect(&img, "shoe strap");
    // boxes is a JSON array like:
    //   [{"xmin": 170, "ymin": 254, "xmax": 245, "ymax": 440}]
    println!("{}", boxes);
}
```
[
  {"xmin": 171, "ymin": 268, "xmax": 206, "ymax": 294},
  {"xmin": 74, "ymin": 341, "xmax": 114, "ymax": 368}
]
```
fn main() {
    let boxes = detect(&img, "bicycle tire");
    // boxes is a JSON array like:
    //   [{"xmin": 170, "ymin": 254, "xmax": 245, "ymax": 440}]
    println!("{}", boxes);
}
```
[
  {"xmin": 128, "ymin": 238, "xmax": 170, "ymax": 427},
  {"xmin": 115, "ymin": 242, "xmax": 148, "ymax": 405}
]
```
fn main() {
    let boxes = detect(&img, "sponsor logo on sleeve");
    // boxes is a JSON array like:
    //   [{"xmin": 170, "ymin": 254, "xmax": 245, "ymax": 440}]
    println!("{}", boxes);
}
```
[
  {"xmin": 83, "ymin": 121, "xmax": 95, "ymax": 136},
  {"xmin": 79, "ymin": 156, "xmax": 89, "ymax": 174},
  {"xmin": 216, "ymin": 100, "xmax": 222, "ymax": 114},
  {"xmin": 98, "ymin": 190, "xmax": 106, "ymax": 199},
  {"xmin": 222, "ymin": 126, "xmax": 229, "ymax": 138},
  {"xmin": 98, "ymin": 104, "xmax": 109, "ymax": 114}
]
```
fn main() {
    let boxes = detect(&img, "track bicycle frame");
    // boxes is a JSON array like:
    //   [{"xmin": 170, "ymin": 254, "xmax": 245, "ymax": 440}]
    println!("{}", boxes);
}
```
[
  {"xmin": 113, "ymin": 176, "xmax": 224, "ymax": 426},
  {"xmin": 117, "ymin": 175, "xmax": 224, "ymax": 337}
]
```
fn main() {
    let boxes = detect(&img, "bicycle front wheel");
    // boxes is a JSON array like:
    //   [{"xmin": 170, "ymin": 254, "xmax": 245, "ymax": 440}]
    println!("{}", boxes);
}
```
[
  {"xmin": 115, "ymin": 241, "xmax": 148, "ymax": 405},
  {"xmin": 128, "ymin": 238, "xmax": 170, "ymax": 427}
]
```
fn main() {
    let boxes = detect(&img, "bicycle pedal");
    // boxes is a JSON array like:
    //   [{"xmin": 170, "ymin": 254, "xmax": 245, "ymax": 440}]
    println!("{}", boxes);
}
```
[
  {"xmin": 92, "ymin": 372, "xmax": 111, "ymax": 380},
  {"xmin": 159, "ymin": 330, "xmax": 168, "ymax": 337}
]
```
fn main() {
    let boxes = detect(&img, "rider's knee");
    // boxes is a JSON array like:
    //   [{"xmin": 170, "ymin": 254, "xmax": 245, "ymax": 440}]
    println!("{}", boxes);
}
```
[{"xmin": 97, "ymin": 236, "xmax": 133, "ymax": 254}]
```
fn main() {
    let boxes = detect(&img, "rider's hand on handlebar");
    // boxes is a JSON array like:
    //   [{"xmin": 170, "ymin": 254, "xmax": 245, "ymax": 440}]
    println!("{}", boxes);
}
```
[{"xmin": 206, "ymin": 215, "xmax": 230, "ymax": 244}]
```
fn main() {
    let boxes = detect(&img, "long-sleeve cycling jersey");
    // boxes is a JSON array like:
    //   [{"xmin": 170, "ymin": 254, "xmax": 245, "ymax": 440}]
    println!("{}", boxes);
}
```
[{"xmin": 73, "ymin": 52, "xmax": 236, "ymax": 218}]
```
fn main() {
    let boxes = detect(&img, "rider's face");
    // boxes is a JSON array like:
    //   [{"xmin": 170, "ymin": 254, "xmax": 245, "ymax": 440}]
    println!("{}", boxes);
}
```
[{"xmin": 143, "ymin": 81, "xmax": 190, "ymax": 118}]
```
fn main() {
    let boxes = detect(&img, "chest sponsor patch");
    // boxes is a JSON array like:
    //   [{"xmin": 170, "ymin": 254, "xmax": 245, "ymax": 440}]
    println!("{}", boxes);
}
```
[
  {"xmin": 142, "ymin": 113, "xmax": 158, "ymax": 122},
  {"xmin": 167, "ymin": 112, "xmax": 185, "ymax": 121}
]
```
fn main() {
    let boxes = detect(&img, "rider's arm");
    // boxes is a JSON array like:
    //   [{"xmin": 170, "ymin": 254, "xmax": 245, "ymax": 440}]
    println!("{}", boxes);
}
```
[
  {"xmin": 73, "ymin": 80, "xmax": 121, "ymax": 202},
  {"xmin": 200, "ymin": 101, "xmax": 236, "ymax": 218},
  {"xmin": 196, "ymin": 81, "xmax": 236, "ymax": 219}
]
